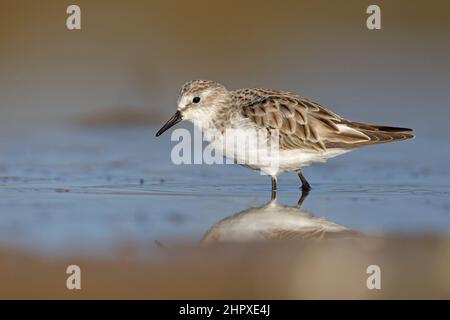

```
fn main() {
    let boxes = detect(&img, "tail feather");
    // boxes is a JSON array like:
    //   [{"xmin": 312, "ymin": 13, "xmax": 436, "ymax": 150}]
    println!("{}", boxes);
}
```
[
  {"xmin": 350, "ymin": 122, "xmax": 413, "ymax": 133},
  {"xmin": 325, "ymin": 121, "xmax": 414, "ymax": 149}
]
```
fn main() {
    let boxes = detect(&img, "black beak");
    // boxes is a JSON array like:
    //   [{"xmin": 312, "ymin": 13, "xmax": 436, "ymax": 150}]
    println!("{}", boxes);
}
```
[{"xmin": 156, "ymin": 111, "xmax": 183, "ymax": 137}]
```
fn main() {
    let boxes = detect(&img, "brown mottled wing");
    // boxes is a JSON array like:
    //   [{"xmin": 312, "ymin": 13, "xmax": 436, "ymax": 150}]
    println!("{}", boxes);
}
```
[
  {"xmin": 238, "ymin": 91, "xmax": 369, "ymax": 151},
  {"xmin": 238, "ymin": 90, "xmax": 414, "ymax": 151}
]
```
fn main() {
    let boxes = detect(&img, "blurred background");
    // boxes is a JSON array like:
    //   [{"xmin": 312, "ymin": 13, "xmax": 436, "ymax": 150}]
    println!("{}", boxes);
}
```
[
  {"xmin": 1, "ymin": 0, "xmax": 449, "ymax": 132},
  {"xmin": 0, "ymin": 0, "xmax": 449, "ymax": 299}
]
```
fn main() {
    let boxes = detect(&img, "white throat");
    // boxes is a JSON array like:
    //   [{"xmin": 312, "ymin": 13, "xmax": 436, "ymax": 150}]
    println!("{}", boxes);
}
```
[{"xmin": 182, "ymin": 106, "xmax": 222, "ymax": 137}]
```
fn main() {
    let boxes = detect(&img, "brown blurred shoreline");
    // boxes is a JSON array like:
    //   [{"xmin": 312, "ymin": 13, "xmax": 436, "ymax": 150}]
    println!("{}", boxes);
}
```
[{"xmin": 1, "ymin": 235, "xmax": 449, "ymax": 299}]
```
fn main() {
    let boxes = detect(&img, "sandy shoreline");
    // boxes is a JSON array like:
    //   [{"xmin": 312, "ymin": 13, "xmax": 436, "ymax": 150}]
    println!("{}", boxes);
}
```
[{"xmin": 1, "ymin": 235, "xmax": 449, "ymax": 299}]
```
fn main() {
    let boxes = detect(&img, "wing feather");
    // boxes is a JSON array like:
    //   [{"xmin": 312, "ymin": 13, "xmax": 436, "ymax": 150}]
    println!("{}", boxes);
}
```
[
  {"xmin": 235, "ymin": 89, "xmax": 413, "ymax": 151},
  {"xmin": 237, "ymin": 90, "xmax": 344, "ymax": 151}
]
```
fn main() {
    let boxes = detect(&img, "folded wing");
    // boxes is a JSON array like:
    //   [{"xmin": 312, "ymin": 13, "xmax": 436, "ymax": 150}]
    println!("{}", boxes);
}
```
[{"xmin": 237, "ymin": 90, "xmax": 413, "ymax": 151}]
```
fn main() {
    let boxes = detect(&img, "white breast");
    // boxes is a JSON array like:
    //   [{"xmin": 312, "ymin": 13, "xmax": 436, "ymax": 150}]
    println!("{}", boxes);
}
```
[
  {"xmin": 189, "ymin": 110, "xmax": 350, "ymax": 175},
  {"xmin": 205, "ymin": 126, "xmax": 350, "ymax": 175}
]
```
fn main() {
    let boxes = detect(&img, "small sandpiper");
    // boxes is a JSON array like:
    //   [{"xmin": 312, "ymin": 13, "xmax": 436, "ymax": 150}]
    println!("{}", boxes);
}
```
[{"xmin": 156, "ymin": 80, "xmax": 414, "ymax": 193}]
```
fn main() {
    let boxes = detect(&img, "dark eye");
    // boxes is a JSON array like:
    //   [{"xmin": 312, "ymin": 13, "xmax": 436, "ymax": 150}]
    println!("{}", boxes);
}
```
[{"xmin": 193, "ymin": 97, "xmax": 201, "ymax": 103}]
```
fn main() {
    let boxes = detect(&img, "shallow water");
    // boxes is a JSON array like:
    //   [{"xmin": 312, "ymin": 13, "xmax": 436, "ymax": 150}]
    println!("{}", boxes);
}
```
[{"xmin": 0, "ymin": 125, "xmax": 449, "ymax": 255}]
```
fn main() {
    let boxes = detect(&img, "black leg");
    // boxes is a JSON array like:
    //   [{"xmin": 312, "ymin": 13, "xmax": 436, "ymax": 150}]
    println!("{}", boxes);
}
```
[
  {"xmin": 297, "ymin": 170, "xmax": 311, "ymax": 192},
  {"xmin": 271, "ymin": 176, "xmax": 277, "ymax": 201},
  {"xmin": 296, "ymin": 188, "xmax": 310, "ymax": 208}
]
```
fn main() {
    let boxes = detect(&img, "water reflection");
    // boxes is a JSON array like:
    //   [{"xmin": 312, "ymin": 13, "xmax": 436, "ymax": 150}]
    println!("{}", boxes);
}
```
[{"xmin": 202, "ymin": 191, "xmax": 360, "ymax": 243}]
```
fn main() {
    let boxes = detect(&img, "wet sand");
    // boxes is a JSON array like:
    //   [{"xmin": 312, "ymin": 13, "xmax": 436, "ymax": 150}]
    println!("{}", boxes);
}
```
[{"xmin": 1, "ymin": 235, "xmax": 450, "ymax": 299}]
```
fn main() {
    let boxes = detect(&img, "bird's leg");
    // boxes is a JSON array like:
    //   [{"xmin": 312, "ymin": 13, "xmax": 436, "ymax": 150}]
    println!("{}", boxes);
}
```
[
  {"xmin": 296, "ymin": 188, "xmax": 310, "ymax": 208},
  {"xmin": 271, "ymin": 176, "xmax": 277, "ymax": 191},
  {"xmin": 271, "ymin": 189, "xmax": 277, "ymax": 201},
  {"xmin": 271, "ymin": 176, "xmax": 277, "ymax": 201},
  {"xmin": 297, "ymin": 170, "xmax": 311, "ymax": 192}
]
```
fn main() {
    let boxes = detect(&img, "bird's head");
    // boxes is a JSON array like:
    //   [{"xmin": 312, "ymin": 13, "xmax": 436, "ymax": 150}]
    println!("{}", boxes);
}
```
[{"xmin": 156, "ymin": 80, "xmax": 229, "ymax": 136}]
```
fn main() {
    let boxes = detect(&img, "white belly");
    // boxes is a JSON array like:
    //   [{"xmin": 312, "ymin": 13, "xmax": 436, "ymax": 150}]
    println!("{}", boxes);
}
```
[
  {"xmin": 206, "ymin": 127, "xmax": 350, "ymax": 176},
  {"xmin": 275, "ymin": 148, "xmax": 350, "ymax": 172}
]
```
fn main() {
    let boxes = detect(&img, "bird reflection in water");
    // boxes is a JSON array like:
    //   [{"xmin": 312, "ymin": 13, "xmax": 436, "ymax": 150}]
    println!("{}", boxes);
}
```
[{"xmin": 202, "ymin": 190, "xmax": 360, "ymax": 243}]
